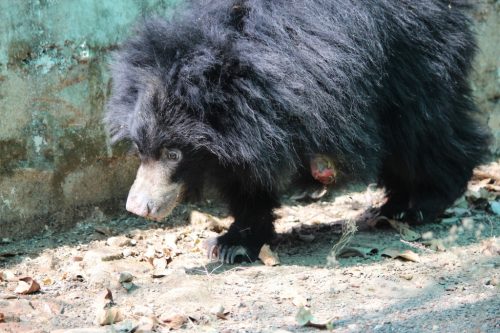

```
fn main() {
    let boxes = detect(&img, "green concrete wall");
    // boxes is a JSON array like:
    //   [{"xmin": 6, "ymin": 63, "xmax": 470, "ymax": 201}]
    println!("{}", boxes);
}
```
[
  {"xmin": 0, "ymin": 0, "xmax": 498, "ymax": 238},
  {"xmin": 0, "ymin": 0, "xmax": 182, "ymax": 237}
]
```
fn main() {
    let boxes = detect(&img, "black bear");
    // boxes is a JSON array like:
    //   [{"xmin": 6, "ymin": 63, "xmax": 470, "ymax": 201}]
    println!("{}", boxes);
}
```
[{"xmin": 105, "ymin": 0, "xmax": 490, "ymax": 263}]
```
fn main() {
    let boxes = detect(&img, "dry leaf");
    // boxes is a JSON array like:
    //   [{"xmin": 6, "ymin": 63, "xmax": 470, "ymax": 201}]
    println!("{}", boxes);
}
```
[
  {"xmin": 162, "ymin": 314, "xmax": 188, "ymax": 330},
  {"xmin": 163, "ymin": 234, "xmax": 181, "ymax": 256},
  {"xmin": 95, "ymin": 306, "xmax": 123, "ymax": 326},
  {"xmin": 292, "ymin": 295, "xmax": 309, "ymax": 307},
  {"xmin": 337, "ymin": 246, "xmax": 377, "ymax": 258},
  {"xmin": 295, "ymin": 306, "xmax": 334, "ymax": 330},
  {"xmin": 106, "ymin": 236, "xmax": 132, "ymax": 247},
  {"xmin": 381, "ymin": 248, "xmax": 420, "ymax": 262},
  {"xmin": 258, "ymin": 244, "xmax": 280, "ymax": 266},
  {"xmin": 14, "ymin": 277, "xmax": 41, "ymax": 294},
  {"xmin": 135, "ymin": 316, "xmax": 160, "ymax": 333},
  {"xmin": 42, "ymin": 277, "xmax": 53, "ymax": 286},
  {"xmin": 95, "ymin": 289, "xmax": 123, "ymax": 326},
  {"xmin": 400, "ymin": 274, "xmax": 413, "ymax": 280},
  {"xmin": 423, "ymin": 239, "xmax": 446, "ymax": 252},
  {"xmin": 297, "ymin": 233, "xmax": 315, "ymax": 242},
  {"xmin": 210, "ymin": 305, "xmax": 230, "ymax": 320},
  {"xmin": 490, "ymin": 201, "xmax": 500, "ymax": 215},
  {"xmin": 387, "ymin": 219, "xmax": 421, "ymax": 241},
  {"xmin": 190, "ymin": 210, "xmax": 232, "ymax": 233},
  {"xmin": 480, "ymin": 239, "xmax": 500, "ymax": 256},
  {"xmin": 151, "ymin": 258, "xmax": 170, "ymax": 278},
  {"xmin": 0, "ymin": 271, "xmax": 14, "ymax": 282},
  {"xmin": 295, "ymin": 306, "xmax": 314, "ymax": 326},
  {"xmin": 0, "ymin": 312, "xmax": 4, "ymax": 323},
  {"xmin": 94, "ymin": 226, "xmax": 113, "ymax": 237}
]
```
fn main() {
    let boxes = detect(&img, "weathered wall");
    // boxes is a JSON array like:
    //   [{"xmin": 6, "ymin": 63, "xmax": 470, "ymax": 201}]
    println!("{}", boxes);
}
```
[
  {"xmin": 0, "ymin": 0, "xmax": 181, "ymax": 238},
  {"xmin": 0, "ymin": 1, "xmax": 498, "ymax": 238},
  {"xmin": 471, "ymin": 1, "xmax": 500, "ymax": 155}
]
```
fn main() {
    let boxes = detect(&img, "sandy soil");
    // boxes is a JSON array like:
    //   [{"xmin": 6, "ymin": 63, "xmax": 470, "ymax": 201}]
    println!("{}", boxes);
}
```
[{"xmin": 0, "ymin": 162, "xmax": 499, "ymax": 333}]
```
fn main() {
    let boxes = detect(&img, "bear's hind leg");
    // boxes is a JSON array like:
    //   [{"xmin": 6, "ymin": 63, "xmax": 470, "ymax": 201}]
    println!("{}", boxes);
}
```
[{"xmin": 378, "ymin": 160, "xmax": 412, "ymax": 220}]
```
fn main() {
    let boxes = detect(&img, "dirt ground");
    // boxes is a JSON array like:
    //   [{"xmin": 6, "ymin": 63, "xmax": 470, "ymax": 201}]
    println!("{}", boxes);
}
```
[{"xmin": 1, "ymin": 162, "xmax": 499, "ymax": 333}]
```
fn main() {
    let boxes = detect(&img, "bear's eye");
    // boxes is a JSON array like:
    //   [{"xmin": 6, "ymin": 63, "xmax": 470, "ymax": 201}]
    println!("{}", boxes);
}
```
[{"xmin": 164, "ymin": 149, "xmax": 181, "ymax": 162}]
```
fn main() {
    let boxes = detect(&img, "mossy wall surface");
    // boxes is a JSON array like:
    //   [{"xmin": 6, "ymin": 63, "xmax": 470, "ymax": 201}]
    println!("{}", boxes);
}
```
[
  {"xmin": 0, "ymin": 0, "xmax": 498, "ymax": 238},
  {"xmin": 0, "ymin": 0, "xmax": 182, "ymax": 237}
]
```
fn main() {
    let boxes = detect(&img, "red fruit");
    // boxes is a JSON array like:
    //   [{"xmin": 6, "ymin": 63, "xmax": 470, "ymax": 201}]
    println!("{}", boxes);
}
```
[{"xmin": 310, "ymin": 155, "xmax": 336, "ymax": 185}]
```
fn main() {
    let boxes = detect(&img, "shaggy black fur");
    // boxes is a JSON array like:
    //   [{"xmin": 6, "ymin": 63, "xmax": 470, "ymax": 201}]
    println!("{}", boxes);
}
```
[{"xmin": 106, "ymin": 0, "xmax": 490, "ymax": 262}]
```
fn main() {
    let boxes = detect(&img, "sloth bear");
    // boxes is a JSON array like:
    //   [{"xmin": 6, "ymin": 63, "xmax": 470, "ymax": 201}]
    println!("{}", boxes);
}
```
[{"xmin": 106, "ymin": 0, "xmax": 490, "ymax": 263}]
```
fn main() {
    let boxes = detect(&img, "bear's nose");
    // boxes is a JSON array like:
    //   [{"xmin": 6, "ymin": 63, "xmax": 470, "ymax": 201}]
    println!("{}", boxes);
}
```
[{"xmin": 126, "ymin": 193, "xmax": 152, "ymax": 217}]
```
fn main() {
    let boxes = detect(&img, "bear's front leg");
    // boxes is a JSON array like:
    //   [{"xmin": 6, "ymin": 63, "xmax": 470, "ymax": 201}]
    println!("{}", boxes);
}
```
[{"xmin": 205, "ymin": 188, "xmax": 280, "ymax": 264}]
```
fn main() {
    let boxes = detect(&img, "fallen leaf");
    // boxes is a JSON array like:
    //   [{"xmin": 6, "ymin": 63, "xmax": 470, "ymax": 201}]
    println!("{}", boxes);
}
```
[
  {"xmin": 151, "ymin": 258, "xmax": 170, "ymax": 278},
  {"xmin": 144, "ymin": 246, "xmax": 156, "ymax": 260},
  {"xmin": 42, "ymin": 277, "xmax": 53, "ymax": 286},
  {"xmin": 190, "ymin": 210, "xmax": 232, "ymax": 233},
  {"xmin": 135, "ymin": 316, "xmax": 160, "ymax": 333},
  {"xmin": 95, "ymin": 289, "xmax": 123, "ymax": 326},
  {"xmin": 258, "ymin": 244, "xmax": 280, "ymax": 266},
  {"xmin": 490, "ymin": 201, "xmax": 500, "ymax": 215},
  {"xmin": 106, "ymin": 236, "xmax": 132, "ymax": 247},
  {"xmin": 14, "ymin": 277, "xmax": 41, "ymax": 294},
  {"xmin": 295, "ymin": 306, "xmax": 334, "ymax": 330},
  {"xmin": 337, "ymin": 246, "xmax": 378, "ymax": 258},
  {"xmin": 387, "ymin": 219, "xmax": 421, "ymax": 241},
  {"xmin": 94, "ymin": 226, "xmax": 113, "ymax": 237},
  {"xmin": 484, "ymin": 184, "xmax": 500, "ymax": 192},
  {"xmin": 480, "ymin": 239, "xmax": 500, "ymax": 256},
  {"xmin": 445, "ymin": 207, "xmax": 470, "ymax": 217},
  {"xmin": 297, "ymin": 233, "xmax": 316, "ymax": 242},
  {"xmin": 295, "ymin": 306, "xmax": 314, "ymax": 326},
  {"xmin": 163, "ymin": 234, "xmax": 181, "ymax": 256},
  {"xmin": 0, "ymin": 292, "xmax": 18, "ymax": 299},
  {"xmin": 209, "ymin": 304, "xmax": 229, "ymax": 320},
  {"xmin": 473, "ymin": 168, "xmax": 500, "ymax": 182},
  {"xmin": 292, "ymin": 295, "xmax": 309, "ymax": 307},
  {"xmin": 422, "ymin": 239, "xmax": 447, "ymax": 252},
  {"xmin": 381, "ymin": 249, "xmax": 420, "ymax": 262},
  {"xmin": 0, "ymin": 271, "xmax": 15, "ymax": 282},
  {"xmin": 162, "ymin": 314, "xmax": 188, "ymax": 330},
  {"xmin": 95, "ymin": 306, "xmax": 123, "ymax": 326},
  {"xmin": 0, "ymin": 312, "xmax": 4, "ymax": 323},
  {"xmin": 441, "ymin": 217, "xmax": 460, "ymax": 224}
]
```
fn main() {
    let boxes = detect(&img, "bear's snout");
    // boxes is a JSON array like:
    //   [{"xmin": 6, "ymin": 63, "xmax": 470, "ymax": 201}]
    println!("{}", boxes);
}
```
[{"xmin": 126, "ymin": 161, "xmax": 182, "ymax": 221}]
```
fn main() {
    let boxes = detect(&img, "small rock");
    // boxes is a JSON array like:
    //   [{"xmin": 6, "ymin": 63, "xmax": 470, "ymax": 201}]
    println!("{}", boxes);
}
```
[
  {"xmin": 210, "ymin": 304, "xmax": 225, "ymax": 315},
  {"xmin": 119, "ymin": 272, "xmax": 134, "ymax": 283},
  {"xmin": 106, "ymin": 236, "xmax": 132, "ymax": 247}
]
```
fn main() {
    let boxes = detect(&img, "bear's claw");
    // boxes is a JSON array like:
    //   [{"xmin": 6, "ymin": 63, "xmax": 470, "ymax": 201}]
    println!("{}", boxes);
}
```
[{"xmin": 204, "ymin": 238, "xmax": 256, "ymax": 264}]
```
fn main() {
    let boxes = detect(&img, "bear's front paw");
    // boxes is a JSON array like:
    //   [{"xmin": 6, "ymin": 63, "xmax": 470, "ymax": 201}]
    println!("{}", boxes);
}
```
[{"xmin": 203, "ymin": 237, "xmax": 259, "ymax": 264}]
